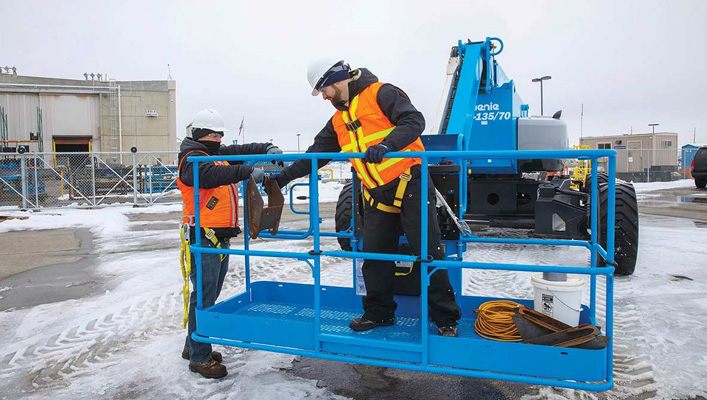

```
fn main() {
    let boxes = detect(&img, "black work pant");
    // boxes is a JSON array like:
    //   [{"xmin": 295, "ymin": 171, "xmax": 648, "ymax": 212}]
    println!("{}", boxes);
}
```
[{"xmin": 361, "ymin": 167, "xmax": 462, "ymax": 327}]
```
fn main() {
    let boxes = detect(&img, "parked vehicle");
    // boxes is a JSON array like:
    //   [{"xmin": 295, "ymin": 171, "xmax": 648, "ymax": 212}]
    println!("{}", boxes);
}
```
[{"xmin": 691, "ymin": 146, "xmax": 707, "ymax": 189}]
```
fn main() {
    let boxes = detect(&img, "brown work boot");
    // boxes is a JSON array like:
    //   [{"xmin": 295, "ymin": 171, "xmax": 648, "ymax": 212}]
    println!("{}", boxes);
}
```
[
  {"xmin": 189, "ymin": 359, "xmax": 228, "ymax": 379},
  {"xmin": 182, "ymin": 348, "xmax": 223, "ymax": 363}
]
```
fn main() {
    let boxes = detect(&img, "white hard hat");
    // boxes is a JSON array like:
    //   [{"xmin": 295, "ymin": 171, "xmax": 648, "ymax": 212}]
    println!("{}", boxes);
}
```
[
  {"xmin": 307, "ymin": 58, "xmax": 350, "ymax": 96},
  {"xmin": 190, "ymin": 109, "xmax": 228, "ymax": 134}
]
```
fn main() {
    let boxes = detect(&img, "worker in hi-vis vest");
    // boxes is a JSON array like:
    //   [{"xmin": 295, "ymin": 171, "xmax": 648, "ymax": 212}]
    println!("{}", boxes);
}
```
[
  {"xmin": 272, "ymin": 60, "xmax": 461, "ymax": 337},
  {"xmin": 178, "ymin": 108, "xmax": 282, "ymax": 379}
]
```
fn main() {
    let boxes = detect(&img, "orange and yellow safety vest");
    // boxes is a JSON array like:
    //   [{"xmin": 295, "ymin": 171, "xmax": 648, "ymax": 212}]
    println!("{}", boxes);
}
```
[
  {"xmin": 177, "ymin": 150, "xmax": 239, "ymax": 228},
  {"xmin": 331, "ymin": 82, "xmax": 425, "ymax": 190}
]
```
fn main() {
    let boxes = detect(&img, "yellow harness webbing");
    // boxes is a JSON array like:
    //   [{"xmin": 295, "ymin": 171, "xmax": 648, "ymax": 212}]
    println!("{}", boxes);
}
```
[
  {"xmin": 362, "ymin": 168, "xmax": 411, "ymax": 214},
  {"xmin": 179, "ymin": 224, "xmax": 224, "ymax": 329}
]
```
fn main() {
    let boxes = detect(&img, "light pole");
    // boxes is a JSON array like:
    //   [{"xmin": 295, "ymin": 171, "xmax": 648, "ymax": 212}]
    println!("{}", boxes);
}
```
[
  {"xmin": 531, "ymin": 75, "xmax": 552, "ymax": 115},
  {"xmin": 647, "ymin": 124, "xmax": 659, "ymax": 183},
  {"xmin": 297, "ymin": 133, "xmax": 301, "ymax": 153}
]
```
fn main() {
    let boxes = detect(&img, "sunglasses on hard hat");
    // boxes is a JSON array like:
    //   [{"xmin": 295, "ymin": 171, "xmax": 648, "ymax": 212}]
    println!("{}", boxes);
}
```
[{"xmin": 314, "ymin": 63, "xmax": 350, "ymax": 91}]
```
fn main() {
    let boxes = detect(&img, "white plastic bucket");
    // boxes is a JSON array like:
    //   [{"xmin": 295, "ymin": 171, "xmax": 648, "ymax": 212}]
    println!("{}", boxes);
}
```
[{"xmin": 530, "ymin": 274, "xmax": 584, "ymax": 327}]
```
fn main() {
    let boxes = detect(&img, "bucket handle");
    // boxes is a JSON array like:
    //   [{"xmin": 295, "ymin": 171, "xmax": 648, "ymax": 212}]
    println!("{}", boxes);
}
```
[{"xmin": 542, "ymin": 285, "xmax": 583, "ymax": 313}]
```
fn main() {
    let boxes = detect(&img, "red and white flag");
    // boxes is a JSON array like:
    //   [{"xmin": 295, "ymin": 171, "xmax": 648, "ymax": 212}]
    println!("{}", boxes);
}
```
[{"xmin": 238, "ymin": 117, "xmax": 244, "ymax": 136}]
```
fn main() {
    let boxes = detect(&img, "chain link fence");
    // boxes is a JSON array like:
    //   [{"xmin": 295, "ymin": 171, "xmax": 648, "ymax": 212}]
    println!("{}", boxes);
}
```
[
  {"xmin": 2, "ymin": 148, "xmax": 684, "ymax": 209},
  {"xmin": 0, "ymin": 151, "xmax": 180, "ymax": 209},
  {"xmin": 599, "ymin": 148, "xmax": 680, "ymax": 183},
  {"xmin": 0, "ymin": 153, "xmax": 355, "ymax": 209}
]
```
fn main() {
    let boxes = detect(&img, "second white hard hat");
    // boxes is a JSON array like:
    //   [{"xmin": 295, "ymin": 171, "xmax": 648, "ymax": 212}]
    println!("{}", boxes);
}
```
[{"xmin": 191, "ymin": 109, "xmax": 228, "ymax": 133}]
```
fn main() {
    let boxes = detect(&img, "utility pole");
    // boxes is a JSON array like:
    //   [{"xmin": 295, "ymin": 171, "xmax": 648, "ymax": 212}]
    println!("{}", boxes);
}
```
[
  {"xmin": 695, "ymin": 127, "xmax": 697, "ymax": 143},
  {"xmin": 648, "ymin": 123, "xmax": 659, "ymax": 134},
  {"xmin": 532, "ymin": 75, "xmax": 552, "ymax": 115},
  {"xmin": 580, "ymin": 103, "xmax": 583, "ymax": 138},
  {"xmin": 297, "ymin": 133, "xmax": 301, "ymax": 153}
]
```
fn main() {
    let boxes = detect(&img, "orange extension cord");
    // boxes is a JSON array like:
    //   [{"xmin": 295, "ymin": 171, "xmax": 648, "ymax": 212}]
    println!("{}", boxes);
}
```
[{"xmin": 474, "ymin": 300, "xmax": 523, "ymax": 342}]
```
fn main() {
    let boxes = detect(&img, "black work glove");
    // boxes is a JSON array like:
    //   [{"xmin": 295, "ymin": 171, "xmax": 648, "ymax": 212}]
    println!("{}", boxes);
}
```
[
  {"xmin": 251, "ymin": 167, "xmax": 265, "ymax": 183},
  {"xmin": 364, "ymin": 143, "xmax": 391, "ymax": 164},
  {"xmin": 268, "ymin": 173, "xmax": 289, "ymax": 188},
  {"xmin": 266, "ymin": 145, "xmax": 284, "ymax": 167}
]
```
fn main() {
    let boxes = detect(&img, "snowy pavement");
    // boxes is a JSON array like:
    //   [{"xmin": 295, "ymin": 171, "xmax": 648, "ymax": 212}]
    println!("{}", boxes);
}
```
[{"xmin": 0, "ymin": 180, "xmax": 705, "ymax": 399}]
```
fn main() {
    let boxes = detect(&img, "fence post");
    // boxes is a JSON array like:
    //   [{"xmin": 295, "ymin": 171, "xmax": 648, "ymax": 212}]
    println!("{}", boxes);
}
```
[
  {"xmin": 91, "ymin": 153, "xmax": 97, "ymax": 206},
  {"xmin": 647, "ymin": 149, "xmax": 651, "ymax": 183},
  {"xmin": 19, "ymin": 150, "xmax": 28, "ymax": 209},
  {"xmin": 33, "ymin": 154, "xmax": 40, "ymax": 207},
  {"xmin": 131, "ymin": 147, "xmax": 138, "ymax": 206},
  {"xmin": 148, "ymin": 163, "xmax": 153, "ymax": 204}
]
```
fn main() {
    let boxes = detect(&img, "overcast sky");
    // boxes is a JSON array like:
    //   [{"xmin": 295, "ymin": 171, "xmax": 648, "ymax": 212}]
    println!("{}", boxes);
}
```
[{"xmin": 2, "ymin": 0, "xmax": 706, "ymax": 151}]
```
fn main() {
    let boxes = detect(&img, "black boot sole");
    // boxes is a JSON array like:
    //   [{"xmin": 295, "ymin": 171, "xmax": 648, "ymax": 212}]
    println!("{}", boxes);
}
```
[{"xmin": 349, "ymin": 318, "xmax": 395, "ymax": 332}]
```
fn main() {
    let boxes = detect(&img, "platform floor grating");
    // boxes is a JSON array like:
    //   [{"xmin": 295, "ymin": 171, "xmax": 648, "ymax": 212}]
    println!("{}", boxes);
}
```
[{"xmin": 235, "ymin": 301, "xmax": 481, "ymax": 342}]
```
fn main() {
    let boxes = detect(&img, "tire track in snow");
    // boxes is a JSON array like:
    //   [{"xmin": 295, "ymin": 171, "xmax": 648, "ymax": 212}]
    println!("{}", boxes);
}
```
[
  {"xmin": 464, "ymin": 228, "xmax": 657, "ymax": 399},
  {"xmin": 0, "ymin": 236, "xmax": 348, "ymax": 396}
]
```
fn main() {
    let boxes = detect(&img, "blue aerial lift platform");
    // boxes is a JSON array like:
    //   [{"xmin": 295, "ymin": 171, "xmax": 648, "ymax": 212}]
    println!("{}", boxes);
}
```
[
  {"xmin": 186, "ymin": 37, "xmax": 620, "ymax": 391},
  {"xmin": 187, "ymin": 149, "xmax": 616, "ymax": 391}
]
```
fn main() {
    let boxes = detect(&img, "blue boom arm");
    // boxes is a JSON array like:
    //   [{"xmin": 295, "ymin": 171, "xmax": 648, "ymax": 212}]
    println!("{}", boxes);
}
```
[{"xmin": 437, "ymin": 37, "xmax": 528, "ymax": 174}]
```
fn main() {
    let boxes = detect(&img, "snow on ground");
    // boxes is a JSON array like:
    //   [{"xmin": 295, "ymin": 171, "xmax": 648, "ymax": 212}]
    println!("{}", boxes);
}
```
[
  {"xmin": 632, "ymin": 178, "xmax": 695, "ymax": 193},
  {"xmin": 0, "ymin": 179, "xmax": 706, "ymax": 399}
]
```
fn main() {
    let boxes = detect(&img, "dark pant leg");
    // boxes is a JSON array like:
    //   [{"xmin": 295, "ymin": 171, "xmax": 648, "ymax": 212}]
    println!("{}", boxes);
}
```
[
  {"xmin": 215, "ymin": 239, "xmax": 230, "ymax": 296},
  {"xmin": 185, "ymin": 239, "xmax": 228, "ymax": 364},
  {"xmin": 361, "ymin": 204, "xmax": 401, "ymax": 321},
  {"xmin": 401, "ymin": 172, "xmax": 462, "ymax": 327}
]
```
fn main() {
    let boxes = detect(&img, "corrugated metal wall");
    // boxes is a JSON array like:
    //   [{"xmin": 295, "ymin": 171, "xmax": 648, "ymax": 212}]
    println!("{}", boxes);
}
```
[{"xmin": 0, "ymin": 93, "xmax": 100, "ymax": 152}]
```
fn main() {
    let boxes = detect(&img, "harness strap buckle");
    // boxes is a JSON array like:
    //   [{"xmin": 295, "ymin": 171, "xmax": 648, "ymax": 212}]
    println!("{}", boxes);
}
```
[
  {"xmin": 345, "ymin": 119, "xmax": 361, "ymax": 132},
  {"xmin": 181, "ymin": 223, "xmax": 191, "ymax": 242},
  {"xmin": 392, "ymin": 168, "xmax": 412, "ymax": 208},
  {"xmin": 204, "ymin": 227, "xmax": 216, "ymax": 241}
]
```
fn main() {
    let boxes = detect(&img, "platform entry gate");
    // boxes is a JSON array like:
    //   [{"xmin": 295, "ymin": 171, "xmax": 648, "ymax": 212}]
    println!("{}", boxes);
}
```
[{"xmin": 187, "ymin": 149, "xmax": 617, "ymax": 391}]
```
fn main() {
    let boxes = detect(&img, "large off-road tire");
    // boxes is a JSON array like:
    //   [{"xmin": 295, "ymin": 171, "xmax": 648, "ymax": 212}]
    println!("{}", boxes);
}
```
[
  {"xmin": 695, "ymin": 178, "xmax": 706, "ymax": 189},
  {"xmin": 583, "ymin": 172, "xmax": 609, "ymax": 193},
  {"xmin": 596, "ymin": 181, "xmax": 639, "ymax": 275},
  {"xmin": 335, "ymin": 182, "xmax": 354, "ymax": 251}
]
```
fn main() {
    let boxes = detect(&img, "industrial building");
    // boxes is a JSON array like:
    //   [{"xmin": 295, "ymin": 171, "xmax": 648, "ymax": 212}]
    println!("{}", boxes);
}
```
[
  {"xmin": 580, "ymin": 132, "xmax": 679, "ymax": 182},
  {"xmin": 0, "ymin": 71, "xmax": 177, "ymax": 164}
]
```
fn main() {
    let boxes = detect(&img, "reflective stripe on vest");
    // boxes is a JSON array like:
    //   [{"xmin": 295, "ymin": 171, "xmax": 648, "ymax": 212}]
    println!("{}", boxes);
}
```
[
  {"xmin": 176, "ymin": 150, "xmax": 239, "ymax": 228},
  {"xmin": 332, "ymin": 82, "xmax": 425, "ymax": 189}
]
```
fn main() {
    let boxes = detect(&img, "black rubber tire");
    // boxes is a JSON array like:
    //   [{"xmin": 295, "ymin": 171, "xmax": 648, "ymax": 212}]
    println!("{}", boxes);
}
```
[
  {"xmin": 335, "ymin": 182, "xmax": 354, "ymax": 251},
  {"xmin": 583, "ymin": 172, "xmax": 609, "ymax": 193},
  {"xmin": 695, "ymin": 178, "xmax": 706, "ymax": 189},
  {"xmin": 596, "ymin": 181, "xmax": 639, "ymax": 275}
]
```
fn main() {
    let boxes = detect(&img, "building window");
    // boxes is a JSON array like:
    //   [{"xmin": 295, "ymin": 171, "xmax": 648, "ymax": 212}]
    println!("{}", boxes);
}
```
[
  {"xmin": 662, "ymin": 140, "xmax": 672, "ymax": 148},
  {"xmin": 597, "ymin": 142, "xmax": 612, "ymax": 149}
]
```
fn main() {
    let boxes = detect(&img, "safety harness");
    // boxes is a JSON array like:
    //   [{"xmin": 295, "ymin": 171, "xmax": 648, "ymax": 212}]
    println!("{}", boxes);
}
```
[
  {"xmin": 179, "ymin": 223, "xmax": 225, "ymax": 329},
  {"xmin": 362, "ymin": 168, "xmax": 414, "ymax": 277},
  {"xmin": 362, "ymin": 168, "xmax": 411, "ymax": 214}
]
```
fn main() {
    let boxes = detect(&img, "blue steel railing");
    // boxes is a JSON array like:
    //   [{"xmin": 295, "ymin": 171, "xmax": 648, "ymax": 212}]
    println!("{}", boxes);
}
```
[{"xmin": 187, "ymin": 149, "xmax": 616, "ymax": 390}]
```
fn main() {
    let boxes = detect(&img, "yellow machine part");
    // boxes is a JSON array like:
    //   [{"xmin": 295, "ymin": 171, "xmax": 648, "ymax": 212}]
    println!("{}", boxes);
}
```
[{"xmin": 570, "ymin": 145, "xmax": 591, "ymax": 190}]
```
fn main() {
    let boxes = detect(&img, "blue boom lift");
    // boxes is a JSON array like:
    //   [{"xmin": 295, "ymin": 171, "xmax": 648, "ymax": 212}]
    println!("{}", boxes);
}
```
[
  {"xmin": 187, "ymin": 38, "xmax": 624, "ymax": 391},
  {"xmin": 336, "ymin": 37, "xmax": 638, "ymax": 276}
]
